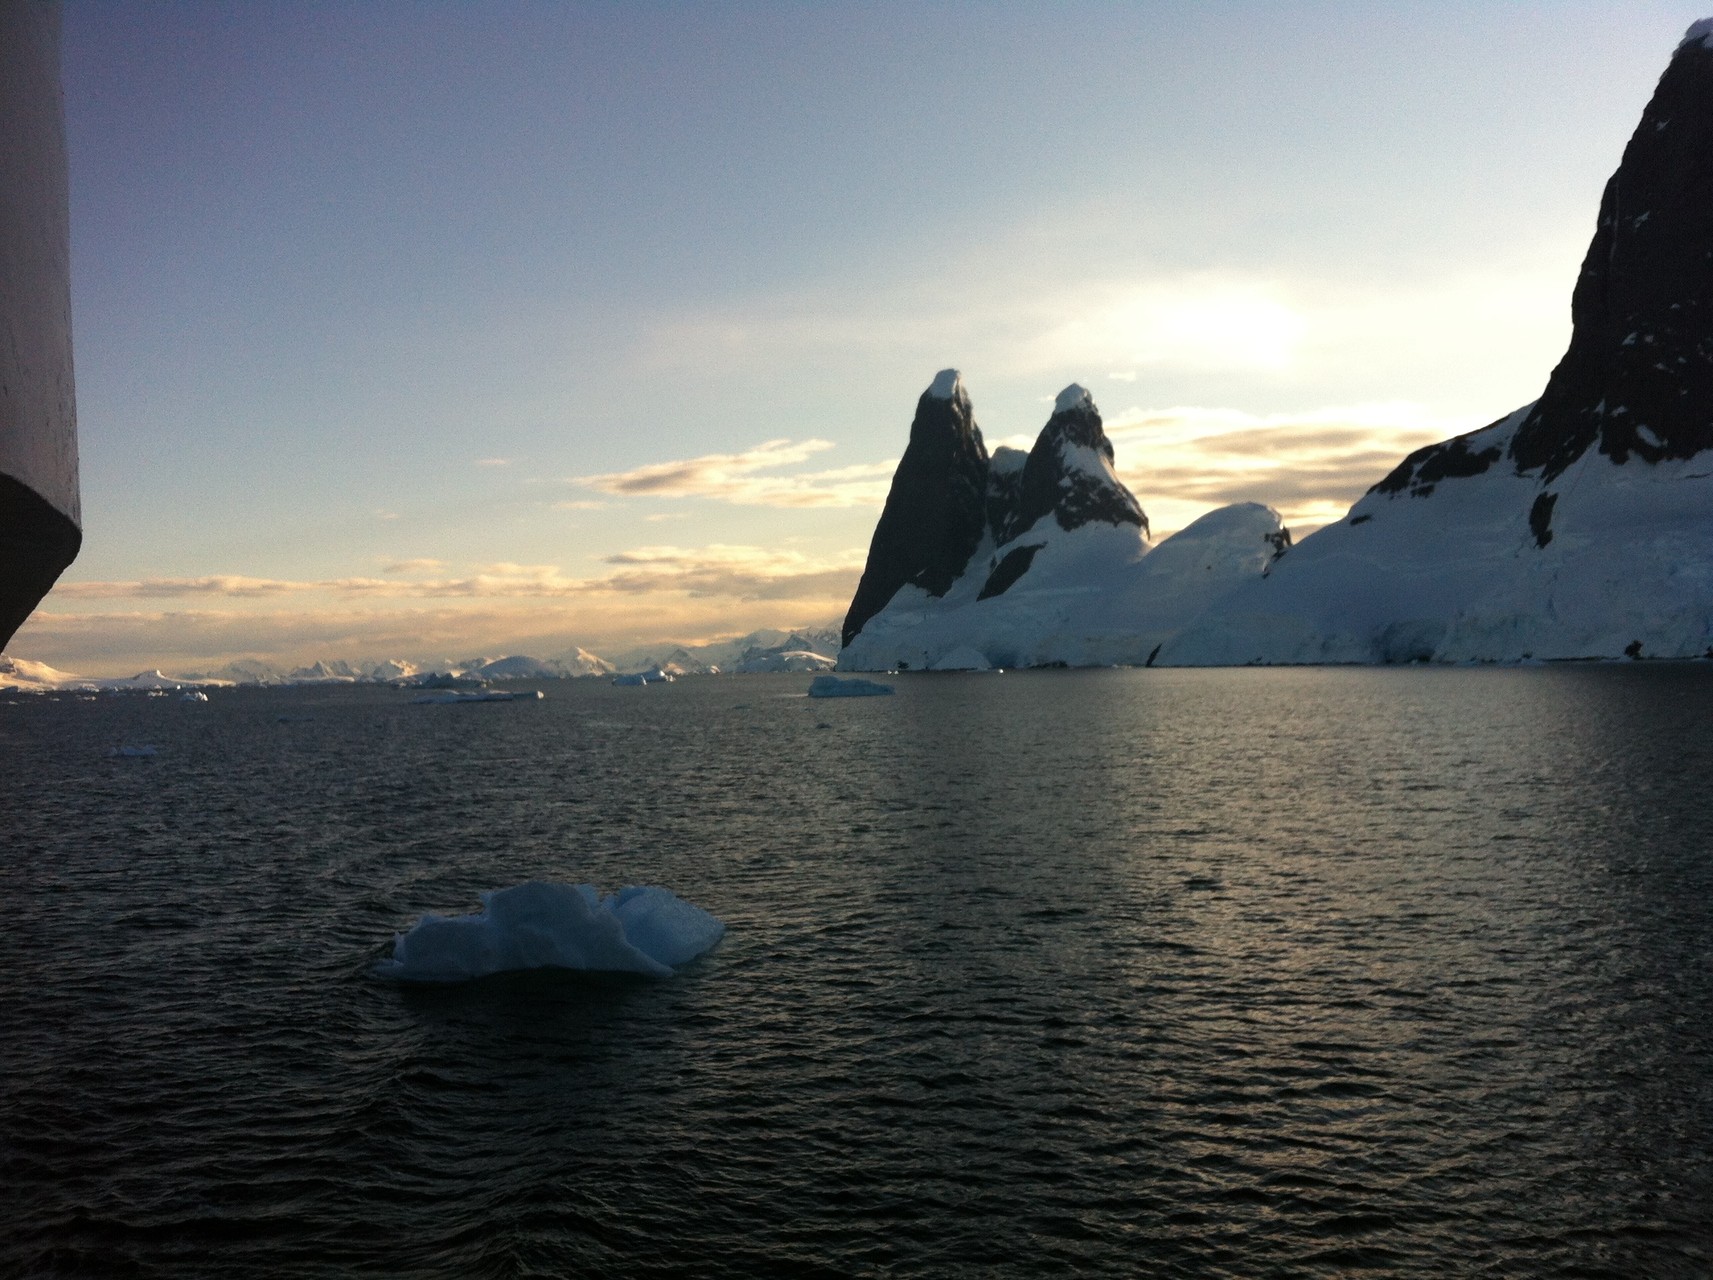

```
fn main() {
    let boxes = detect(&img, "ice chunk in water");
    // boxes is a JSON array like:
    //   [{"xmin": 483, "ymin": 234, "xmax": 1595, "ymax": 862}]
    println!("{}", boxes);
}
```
[
  {"xmin": 376, "ymin": 881, "xmax": 724, "ymax": 982},
  {"xmin": 808, "ymin": 675, "xmax": 894, "ymax": 698}
]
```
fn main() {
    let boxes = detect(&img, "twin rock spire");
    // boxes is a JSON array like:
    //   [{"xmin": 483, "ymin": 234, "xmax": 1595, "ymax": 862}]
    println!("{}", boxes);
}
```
[{"xmin": 841, "ymin": 374, "xmax": 1146, "ymax": 648}]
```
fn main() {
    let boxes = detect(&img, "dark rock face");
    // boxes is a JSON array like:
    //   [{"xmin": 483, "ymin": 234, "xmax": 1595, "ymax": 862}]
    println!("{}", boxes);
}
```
[
  {"xmin": 977, "ymin": 542, "xmax": 1045, "ymax": 601},
  {"xmin": 985, "ymin": 447, "xmax": 1027, "ymax": 543},
  {"xmin": 1529, "ymin": 491, "xmax": 1558, "ymax": 547},
  {"xmin": 1509, "ymin": 33, "xmax": 1713, "ymax": 480},
  {"xmin": 1371, "ymin": 428, "xmax": 1505, "ymax": 498},
  {"xmin": 841, "ymin": 375, "xmax": 990, "ymax": 648},
  {"xmin": 1008, "ymin": 392, "xmax": 1148, "ymax": 540}
]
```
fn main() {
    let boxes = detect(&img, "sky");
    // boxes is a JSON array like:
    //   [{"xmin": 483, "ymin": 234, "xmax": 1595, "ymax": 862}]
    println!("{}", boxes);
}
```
[{"xmin": 14, "ymin": 0, "xmax": 1708, "ymax": 674}]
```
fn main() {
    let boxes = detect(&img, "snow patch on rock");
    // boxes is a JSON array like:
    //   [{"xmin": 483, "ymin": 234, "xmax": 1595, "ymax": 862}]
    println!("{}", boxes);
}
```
[
  {"xmin": 1054, "ymin": 383, "xmax": 1094, "ymax": 415},
  {"xmin": 927, "ymin": 368, "xmax": 965, "ymax": 400}
]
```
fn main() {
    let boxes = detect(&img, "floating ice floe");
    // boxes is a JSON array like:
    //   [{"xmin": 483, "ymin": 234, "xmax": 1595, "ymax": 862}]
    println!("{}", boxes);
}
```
[
  {"xmin": 807, "ymin": 675, "xmax": 894, "ymax": 698},
  {"xmin": 409, "ymin": 689, "xmax": 544, "ymax": 704},
  {"xmin": 376, "ymin": 881, "xmax": 724, "ymax": 981}
]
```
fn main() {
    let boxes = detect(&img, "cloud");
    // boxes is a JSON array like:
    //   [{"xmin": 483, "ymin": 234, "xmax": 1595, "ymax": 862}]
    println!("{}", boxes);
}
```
[
  {"xmin": 575, "ymin": 439, "xmax": 896, "ymax": 508},
  {"xmin": 19, "ymin": 546, "xmax": 864, "ymax": 674},
  {"xmin": 1024, "ymin": 282, "xmax": 1308, "ymax": 376},
  {"xmin": 594, "ymin": 544, "xmax": 866, "ymax": 601},
  {"xmin": 51, "ymin": 545, "xmax": 865, "ymax": 606},
  {"xmin": 627, "ymin": 200, "xmax": 1577, "ymax": 421},
  {"xmin": 475, "ymin": 457, "xmax": 512, "ymax": 467},
  {"xmin": 53, "ymin": 575, "xmax": 315, "ymax": 599},
  {"xmin": 382, "ymin": 558, "xmax": 445, "ymax": 575},
  {"xmin": 1102, "ymin": 402, "xmax": 1483, "ymax": 533},
  {"xmin": 643, "ymin": 272, "xmax": 1312, "ymax": 385}
]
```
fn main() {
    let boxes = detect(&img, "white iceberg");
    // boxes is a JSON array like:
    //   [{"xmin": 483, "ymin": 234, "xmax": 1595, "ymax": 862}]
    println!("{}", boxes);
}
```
[
  {"xmin": 807, "ymin": 674, "xmax": 894, "ymax": 698},
  {"xmin": 375, "ymin": 881, "xmax": 724, "ymax": 982}
]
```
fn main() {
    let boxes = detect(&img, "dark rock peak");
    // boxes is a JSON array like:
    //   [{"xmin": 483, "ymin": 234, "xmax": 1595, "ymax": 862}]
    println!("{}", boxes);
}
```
[
  {"xmin": 1008, "ymin": 385, "xmax": 1148, "ymax": 541},
  {"xmin": 841, "ymin": 371, "xmax": 991, "ymax": 647},
  {"xmin": 1370, "ymin": 421, "xmax": 1507, "ymax": 498},
  {"xmin": 1510, "ymin": 30, "xmax": 1713, "ymax": 480}
]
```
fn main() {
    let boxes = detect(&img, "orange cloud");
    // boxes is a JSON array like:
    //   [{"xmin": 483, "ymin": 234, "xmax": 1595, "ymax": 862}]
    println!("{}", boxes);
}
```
[
  {"xmin": 576, "ymin": 439, "xmax": 895, "ymax": 508},
  {"xmin": 1103, "ymin": 402, "xmax": 1483, "ymax": 534}
]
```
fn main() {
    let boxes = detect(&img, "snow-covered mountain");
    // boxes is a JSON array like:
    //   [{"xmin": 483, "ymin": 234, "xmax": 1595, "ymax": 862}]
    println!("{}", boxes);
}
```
[
  {"xmin": 842, "ymin": 22, "xmax": 1713, "ymax": 670},
  {"xmin": 0, "ymin": 661, "xmax": 237, "ymax": 692},
  {"xmin": 1163, "ymin": 21, "xmax": 1713, "ymax": 665},
  {"xmin": 7, "ymin": 653, "xmax": 622, "ymax": 690},
  {"xmin": 555, "ymin": 647, "xmax": 617, "ymax": 677},
  {"xmin": 839, "ymin": 373, "xmax": 1287, "ymax": 670},
  {"xmin": 0, "ymin": 655, "xmax": 81, "ymax": 691},
  {"xmin": 609, "ymin": 627, "xmax": 840, "ymax": 675},
  {"xmin": 841, "ymin": 369, "xmax": 991, "ymax": 650},
  {"xmin": 728, "ymin": 645, "xmax": 837, "ymax": 674},
  {"xmin": 0, "ymin": 637, "xmax": 842, "ymax": 691}
]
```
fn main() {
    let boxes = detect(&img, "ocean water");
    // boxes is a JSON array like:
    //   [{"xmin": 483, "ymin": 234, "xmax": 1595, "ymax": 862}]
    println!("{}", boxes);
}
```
[{"xmin": 3, "ymin": 666, "xmax": 1712, "ymax": 1278}]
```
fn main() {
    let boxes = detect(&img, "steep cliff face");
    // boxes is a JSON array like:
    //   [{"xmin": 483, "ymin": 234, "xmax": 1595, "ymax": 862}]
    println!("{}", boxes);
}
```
[
  {"xmin": 840, "ymin": 370, "xmax": 990, "ymax": 648},
  {"xmin": 0, "ymin": 0, "xmax": 81, "ymax": 651},
  {"xmin": 1006, "ymin": 385, "xmax": 1148, "ymax": 542},
  {"xmin": 1510, "ymin": 25, "xmax": 1713, "ymax": 481},
  {"xmin": 1161, "ymin": 21, "xmax": 1713, "ymax": 666}
]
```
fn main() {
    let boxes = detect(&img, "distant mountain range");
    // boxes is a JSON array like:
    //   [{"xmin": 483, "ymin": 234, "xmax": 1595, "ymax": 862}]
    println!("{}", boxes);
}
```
[
  {"xmin": 0, "ymin": 628, "xmax": 842, "ymax": 692},
  {"xmin": 840, "ymin": 21, "xmax": 1713, "ymax": 670}
]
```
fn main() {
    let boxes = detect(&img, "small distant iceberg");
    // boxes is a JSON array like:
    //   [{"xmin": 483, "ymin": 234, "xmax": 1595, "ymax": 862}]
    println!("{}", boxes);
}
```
[
  {"xmin": 807, "ymin": 674, "xmax": 894, "ymax": 698},
  {"xmin": 376, "ymin": 881, "xmax": 725, "ymax": 982},
  {"xmin": 612, "ymin": 667, "xmax": 674, "ymax": 686},
  {"xmin": 180, "ymin": 690, "xmax": 208, "ymax": 702},
  {"xmin": 409, "ymin": 688, "xmax": 544, "ymax": 704}
]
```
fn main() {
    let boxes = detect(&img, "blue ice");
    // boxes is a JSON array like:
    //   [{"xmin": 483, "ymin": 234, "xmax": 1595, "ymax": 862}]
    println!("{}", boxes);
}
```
[
  {"xmin": 807, "ymin": 675, "xmax": 894, "ymax": 698},
  {"xmin": 376, "ymin": 881, "xmax": 724, "ymax": 981}
]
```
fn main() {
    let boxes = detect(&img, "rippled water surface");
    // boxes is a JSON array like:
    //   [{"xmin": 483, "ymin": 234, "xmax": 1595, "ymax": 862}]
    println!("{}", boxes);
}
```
[{"xmin": 4, "ymin": 667, "xmax": 1713, "ymax": 1277}]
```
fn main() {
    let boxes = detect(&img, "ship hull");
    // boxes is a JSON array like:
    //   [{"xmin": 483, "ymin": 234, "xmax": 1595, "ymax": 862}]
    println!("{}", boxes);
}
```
[{"xmin": 0, "ymin": 0, "xmax": 80, "ymax": 652}]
